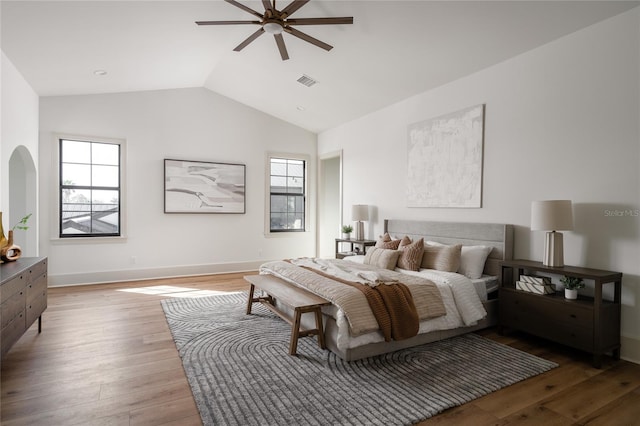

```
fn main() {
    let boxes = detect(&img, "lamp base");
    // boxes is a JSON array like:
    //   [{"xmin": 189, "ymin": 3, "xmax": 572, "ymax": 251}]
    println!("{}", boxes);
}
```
[
  {"xmin": 355, "ymin": 221, "xmax": 365, "ymax": 240},
  {"xmin": 543, "ymin": 231, "xmax": 564, "ymax": 267}
]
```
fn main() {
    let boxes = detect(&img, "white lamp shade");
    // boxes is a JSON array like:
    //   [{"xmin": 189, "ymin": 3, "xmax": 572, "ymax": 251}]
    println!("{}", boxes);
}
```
[
  {"xmin": 351, "ymin": 204, "xmax": 369, "ymax": 221},
  {"xmin": 531, "ymin": 200, "xmax": 574, "ymax": 231}
]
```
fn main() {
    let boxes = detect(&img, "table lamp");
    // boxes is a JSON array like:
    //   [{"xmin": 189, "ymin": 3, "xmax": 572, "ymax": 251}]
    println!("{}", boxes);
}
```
[
  {"xmin": 531, "ymin": 200, "xmax": 573, "ymax": 267},
  {"xmin": 351, "ymin": 204, "xmax": 369, "ymax": 240}
]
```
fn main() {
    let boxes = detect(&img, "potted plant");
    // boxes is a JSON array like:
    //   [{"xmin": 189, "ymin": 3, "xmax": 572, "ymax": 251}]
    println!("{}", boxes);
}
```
[
  {"xmin": 341, "ymin": 224, "xmax": 353, "ymax": 239},
  {"xmin": 560, "ymin": 276, "xmax": 584, "ymax": 300}
]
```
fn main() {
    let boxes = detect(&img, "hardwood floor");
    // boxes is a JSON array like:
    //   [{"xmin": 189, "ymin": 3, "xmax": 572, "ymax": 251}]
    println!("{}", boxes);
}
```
[{"xmin": 1, "ymin": 273, "xmax": 639, "ymax": 425}]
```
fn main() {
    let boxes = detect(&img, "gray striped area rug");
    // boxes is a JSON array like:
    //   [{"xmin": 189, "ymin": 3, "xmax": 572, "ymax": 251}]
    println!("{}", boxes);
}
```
[{"xmin": 161, "ymin": 292, "xmax": 557, "ymax": 426}]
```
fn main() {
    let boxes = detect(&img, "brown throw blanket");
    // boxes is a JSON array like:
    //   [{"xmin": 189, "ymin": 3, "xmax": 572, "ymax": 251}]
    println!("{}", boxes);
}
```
[{"xmin": 294, "ymin": 264, "xmax": 419, "ymax": 341}]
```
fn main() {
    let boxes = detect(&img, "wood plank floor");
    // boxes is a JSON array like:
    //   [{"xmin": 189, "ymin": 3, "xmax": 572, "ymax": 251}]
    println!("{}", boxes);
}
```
[{"xmin": 1, "ymin": 273, "xmax": 639, "ymax": 425}]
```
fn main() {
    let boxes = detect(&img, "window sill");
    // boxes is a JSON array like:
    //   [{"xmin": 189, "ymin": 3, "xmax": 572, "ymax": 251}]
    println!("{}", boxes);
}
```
[{"xmin": 50, "ymin": 236, "xmax": 128, "ymax": 244}]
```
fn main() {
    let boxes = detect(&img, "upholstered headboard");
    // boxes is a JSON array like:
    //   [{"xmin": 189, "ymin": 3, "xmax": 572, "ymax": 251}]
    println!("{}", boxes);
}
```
[{"xmin": 383, "ymin": 219, "xmax": 513, "ymax": 278}]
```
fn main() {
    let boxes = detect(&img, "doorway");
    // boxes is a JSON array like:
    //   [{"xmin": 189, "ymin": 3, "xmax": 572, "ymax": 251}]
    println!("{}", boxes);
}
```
[{"xmin": 317, "ymin": 151, "xmax": 342, "ymax": 258}]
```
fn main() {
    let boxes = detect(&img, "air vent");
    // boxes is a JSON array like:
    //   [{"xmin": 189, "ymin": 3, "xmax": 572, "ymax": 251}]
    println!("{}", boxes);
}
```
[{"xmin": 297, "ymin": 75, "xmax": 318, "ymax": 87}]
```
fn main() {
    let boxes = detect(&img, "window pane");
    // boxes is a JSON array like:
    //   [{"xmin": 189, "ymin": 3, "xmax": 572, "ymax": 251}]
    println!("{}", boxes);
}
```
[
  {"xmin": 288, "ymin": 161, "xmax": 304, "ymax": 177},
  {"xmin": 286, "ymin": 176, "xmax": 303, "ymax": 194},
  {"xmin": 62, "ymin": 163, "xmax": 91, "ymax": 186},
  {"xmin": 271, "ymin": 159, "xmax": 286, "ymax": 176},
  {"xmin": 92, "ymin": 165, "xmax": 119, "ymax": 187},
  {"xmin": 61, "ymin": 140, "xmax": 90, "ymax": 163},
  {"xmin": 270, "ymin": 195, "xmax": 287, "ymax": 213},
  {"xmin": 92, "ymin": 143, "xmax": 119, "ymax": 165},
  {"xmin": 270, "ymin": 176, "xmax": 286, "ymax": 191},
  {"xmin": 270, "ymin": 213, "xmax": 286, "ymax": 230}
]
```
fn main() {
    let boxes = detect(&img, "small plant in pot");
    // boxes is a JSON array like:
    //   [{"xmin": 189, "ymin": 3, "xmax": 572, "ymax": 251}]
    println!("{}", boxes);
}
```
[
  {"xmin": 560, "ymin": 276, "xmax": 584, "ymax": 300},
  {"xmin": 341, "ymin": 225, "xmax": 353, "ymax": 239}
]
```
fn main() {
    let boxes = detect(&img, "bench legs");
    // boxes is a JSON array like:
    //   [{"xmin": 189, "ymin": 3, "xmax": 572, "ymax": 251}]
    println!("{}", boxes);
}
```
[
  {"xmin": 289, "ymin": 306, "xmax": 326, "ymax": 356},
  {"xmin": 246, "ymin": 285, "xmax": 326, "ymax": 356}
]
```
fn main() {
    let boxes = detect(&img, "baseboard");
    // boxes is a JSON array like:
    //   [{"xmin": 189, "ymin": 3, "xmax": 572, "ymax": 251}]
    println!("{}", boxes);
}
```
[
  {"xmin": 621, "ymin": 335, "xmax": 640, "ymax": 365},
  {"xmin": 47, "ymin": 260, "xmax": 264, "ymax": 287}
]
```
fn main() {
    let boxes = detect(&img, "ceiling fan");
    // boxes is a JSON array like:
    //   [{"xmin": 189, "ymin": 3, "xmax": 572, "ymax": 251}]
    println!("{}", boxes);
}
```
[{"xmin": 196, "ymin": 0, "xmax": 353, "ymax": 61}]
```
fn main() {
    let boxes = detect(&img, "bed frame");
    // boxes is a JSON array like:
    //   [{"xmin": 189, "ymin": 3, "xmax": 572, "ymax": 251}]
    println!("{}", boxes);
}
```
[
  {"xmin": 326, "ymin": 220, "xmax": 514, "ymax": 360},
  {"xmin": 279, "ymin": 220, "xmax": 513, "ymax": 361}
]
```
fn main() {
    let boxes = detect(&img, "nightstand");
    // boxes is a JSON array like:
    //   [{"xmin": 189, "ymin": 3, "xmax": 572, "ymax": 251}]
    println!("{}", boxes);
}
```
[
  {"xmin": 499, "ymin": 259, "xmax": 622, "ymax": 368},
  {"xmin": 335, "ymin": 238, "xmax": 376, "ymax": 259}
]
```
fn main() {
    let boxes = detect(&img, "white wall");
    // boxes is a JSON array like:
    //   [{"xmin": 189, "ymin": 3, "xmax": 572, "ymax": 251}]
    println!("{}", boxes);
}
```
[
  {"xmin": 40, "ymin": 87, "xmax": 317, "ymax": 285},
  {"xmin": 319, "ymin": 8, "xmax": 640, "ymax": 362},
  {"xmin": 1, "ymin": 51, "xmax": 39, "ymax": 246}
]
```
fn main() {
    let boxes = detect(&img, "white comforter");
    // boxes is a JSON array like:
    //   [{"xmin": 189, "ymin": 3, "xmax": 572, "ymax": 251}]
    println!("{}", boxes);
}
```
[{"xmin": 260, "ymin": 258, "xmax": 486, "ymax": 350}]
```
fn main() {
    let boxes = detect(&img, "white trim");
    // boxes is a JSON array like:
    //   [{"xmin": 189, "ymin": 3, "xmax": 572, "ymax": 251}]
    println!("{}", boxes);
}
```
[
  {"xmin": 46, "ymin": 260, "xmax": 264, "ymax": 287},
  {"xmin": 264, "ymin": 151, "xmax": 310, "ymax": 238},
  {"xmin": 50, "ymin": 133, "xmax": 127, "ymax": 242}
]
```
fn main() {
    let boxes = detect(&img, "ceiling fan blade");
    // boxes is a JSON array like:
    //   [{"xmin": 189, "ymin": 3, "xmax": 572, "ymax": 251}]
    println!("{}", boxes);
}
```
[
  {"xmin": 274, "ymin": 34, "xmax": 289, "ymax": 60},
  {"xmin": 224, "ymin": 0, "xmax": 264, "ymax": 19},
  {"xmin": 284, "ymin": 26, "xmax": 332, "ymax": 51},
  {"xmin": 196, "ymin": 20, "xmax": 261, "ymax": 26},
  {"xmin": 280, "ymin": 0, "xmax": 309, "ymax": 18},
  {"xmin": 233, "ymin": 28, "xmax": 265, "ymax": 51},
  {"xmin": 262, "ymin": 0, "xmax": 273, "ymax": 13},
  {"xmin": 286, "ymin": 17, "xmax": 353, "ymax": 26}
]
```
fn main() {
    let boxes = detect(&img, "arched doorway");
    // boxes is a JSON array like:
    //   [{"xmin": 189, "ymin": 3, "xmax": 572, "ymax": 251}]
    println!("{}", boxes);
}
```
[{"xmin": 9, "ymin": 146, "xmax": 38, "ymax": 256}]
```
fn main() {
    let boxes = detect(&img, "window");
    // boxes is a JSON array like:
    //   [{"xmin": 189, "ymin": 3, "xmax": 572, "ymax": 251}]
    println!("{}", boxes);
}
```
[
  {"xmin": 59, "ymin": 138, "xmax": 122, "ymax": 237},
  {"xmin": 269, "ymin": 156, "xmax": 306, "ymax": 232}
]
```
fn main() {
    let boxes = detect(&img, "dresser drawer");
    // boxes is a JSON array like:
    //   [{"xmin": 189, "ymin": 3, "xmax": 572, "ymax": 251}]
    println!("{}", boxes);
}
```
[
  {"xmin": 1, "ymin": 273, "xmax": 26, "ymax": 304},
  {"xmin": 1, "ymin": 289, "xmax": 26, "ymax": 329},
  {"xmin": 27, "ymin": 274, "xmax": 47, "ymax": 304},
  {"xmin": 500, "ymin": 289, "xmax": 594, "ymax": 352},
  {"xmin": 27, "ymin": 259, "xmax": 47, "ymax": 281},
  {"xmin": 26, "ymin": 294, "xmax": 47, "ymax": 328},
  {"xmin": 1, "ymin": 310, "xmax": 26, "ymax": 357}
]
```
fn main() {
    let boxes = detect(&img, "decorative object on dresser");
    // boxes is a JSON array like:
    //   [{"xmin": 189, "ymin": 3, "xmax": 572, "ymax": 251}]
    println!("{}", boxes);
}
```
[
  {"xmin": 516, "ymin": 275, "xmax": 554, "ymax": 295},
  {"xmin": 560, "ymin": 275, "xmax": 585, "ymax": 300},
  {"xmin": 499, "ymin": 259, "xmax": 621, "ymax": 368},
  {"xmin": 161, "ymin": 292, "xmax": 557, "ymax": 426},
  {"xmin": 351, "ymin": 204, "xmax": 369, "ymax": 240},
  {"xmin": 340, "ymin": 224, "xmax": 352, "ymax": 240},
  {"xmin": 531, "ymin": 199, "xmax": 574, "ymax": 267},
  {"xmin": 1, "ymin": 213, "xmax": 32, "ymax": 262},
  {"xmin": 1, "ymin": 257, "xmax": 48, "ymax": 358}
]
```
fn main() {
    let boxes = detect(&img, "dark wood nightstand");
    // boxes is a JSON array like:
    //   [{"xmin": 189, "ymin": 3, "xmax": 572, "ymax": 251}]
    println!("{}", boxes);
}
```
[
  {"xmin": 335, "ymin": 238, "xmax": 376, "ymax": 259},
  {"xmin": 499, "ymin": 259, "xmax": 622, "ymax": 368}
]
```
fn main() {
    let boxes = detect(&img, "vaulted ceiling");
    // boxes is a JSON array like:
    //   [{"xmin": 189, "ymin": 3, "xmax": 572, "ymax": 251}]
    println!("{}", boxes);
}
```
[{"xmin": 2, "ymin": 1, "xmax": 637, "ymax": 133}]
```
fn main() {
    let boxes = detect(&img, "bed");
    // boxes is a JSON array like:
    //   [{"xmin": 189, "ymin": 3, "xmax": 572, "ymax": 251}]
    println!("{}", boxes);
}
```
[{"xmin": 259, "ymin": 219, "xmax": 513, "ymax": 361}]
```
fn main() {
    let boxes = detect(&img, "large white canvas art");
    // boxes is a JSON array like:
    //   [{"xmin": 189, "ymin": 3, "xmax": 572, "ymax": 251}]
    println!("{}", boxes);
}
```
[{"xmin": 407, "ymin": 105, "xmax": 484, "ymax": 208}]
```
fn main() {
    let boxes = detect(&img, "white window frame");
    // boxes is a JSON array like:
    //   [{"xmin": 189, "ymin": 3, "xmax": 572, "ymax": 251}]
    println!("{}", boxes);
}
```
[
  {"xmin": 264, "ymin": 152, "xmax": 309, "ymax": 237},
  {"xmin": 51, "ymin": 133, "xmax": 127, "ymax": 243}
]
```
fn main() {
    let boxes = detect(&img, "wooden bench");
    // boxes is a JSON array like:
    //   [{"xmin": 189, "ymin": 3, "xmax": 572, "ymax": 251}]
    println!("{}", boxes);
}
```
[{"xmin": 244, "ymin": 275, "xmax": 331, "ymax": 356}]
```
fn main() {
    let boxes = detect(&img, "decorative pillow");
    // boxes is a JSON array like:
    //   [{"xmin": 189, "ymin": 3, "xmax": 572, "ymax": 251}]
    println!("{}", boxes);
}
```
[
  {"xmin": 363, "ymin": 247, "xmax": 401, "ymax": 270},
  {"xmin": 421, "ymin": 244, "xmax": 462, "ymax": 272},
  {"xmin": 397, "ymin": 236, "xmax": 424, "ymax": 271},
  {"xmin": 459, "ymin": 245, "xmax": 493, "ymax": 279},
  {"xmin": 375, "ymin": 232, "xmax": 401, "ymax": 250}
]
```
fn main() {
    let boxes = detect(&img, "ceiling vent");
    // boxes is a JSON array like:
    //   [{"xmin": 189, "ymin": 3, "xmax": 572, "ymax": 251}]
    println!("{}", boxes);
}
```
[{"xmin": 297, "ymin": 75, "xmax": 318, "ymax": 87}]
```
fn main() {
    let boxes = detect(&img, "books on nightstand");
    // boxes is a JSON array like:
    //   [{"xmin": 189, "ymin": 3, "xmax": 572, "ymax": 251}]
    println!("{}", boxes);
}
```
[{"xmin": 516, "ymin": 275, "xmax": 555, "ymax": 294}]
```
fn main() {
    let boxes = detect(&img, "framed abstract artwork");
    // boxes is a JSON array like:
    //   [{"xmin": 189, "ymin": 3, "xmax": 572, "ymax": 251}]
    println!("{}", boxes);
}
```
[
  {"xmin": 406, "ymin": 104, "xmax": 485, "ymax": 208},
  {"xmin": 164, "ymin": 159, "xmax": 246, "ymax": 213}
]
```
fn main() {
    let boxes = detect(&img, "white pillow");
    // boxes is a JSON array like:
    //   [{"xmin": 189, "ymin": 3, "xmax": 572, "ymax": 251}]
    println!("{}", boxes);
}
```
[
  {"xmin": 426, "ymin": 241, "xmax": 492, "ymax": 279},
  {"xmin": 459, "ymin": 245, "xmax": 493, "ymax": 279}
]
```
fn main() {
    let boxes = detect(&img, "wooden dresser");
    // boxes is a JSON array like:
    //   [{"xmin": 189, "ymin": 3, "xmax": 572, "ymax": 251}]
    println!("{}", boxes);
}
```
[
  {"xmin": 1, "ymin": 257, "xmax": 48, "ymax": 358},
  {"xmin": 499, "ymin": 259, "xmax": 621, "ymax": 368}
]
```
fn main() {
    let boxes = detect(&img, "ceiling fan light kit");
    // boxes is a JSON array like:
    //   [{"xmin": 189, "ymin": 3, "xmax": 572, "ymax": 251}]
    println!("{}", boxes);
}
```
[{"xmin": 196, "ymin": 0, "xmax": 353, "ymax": 61}]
